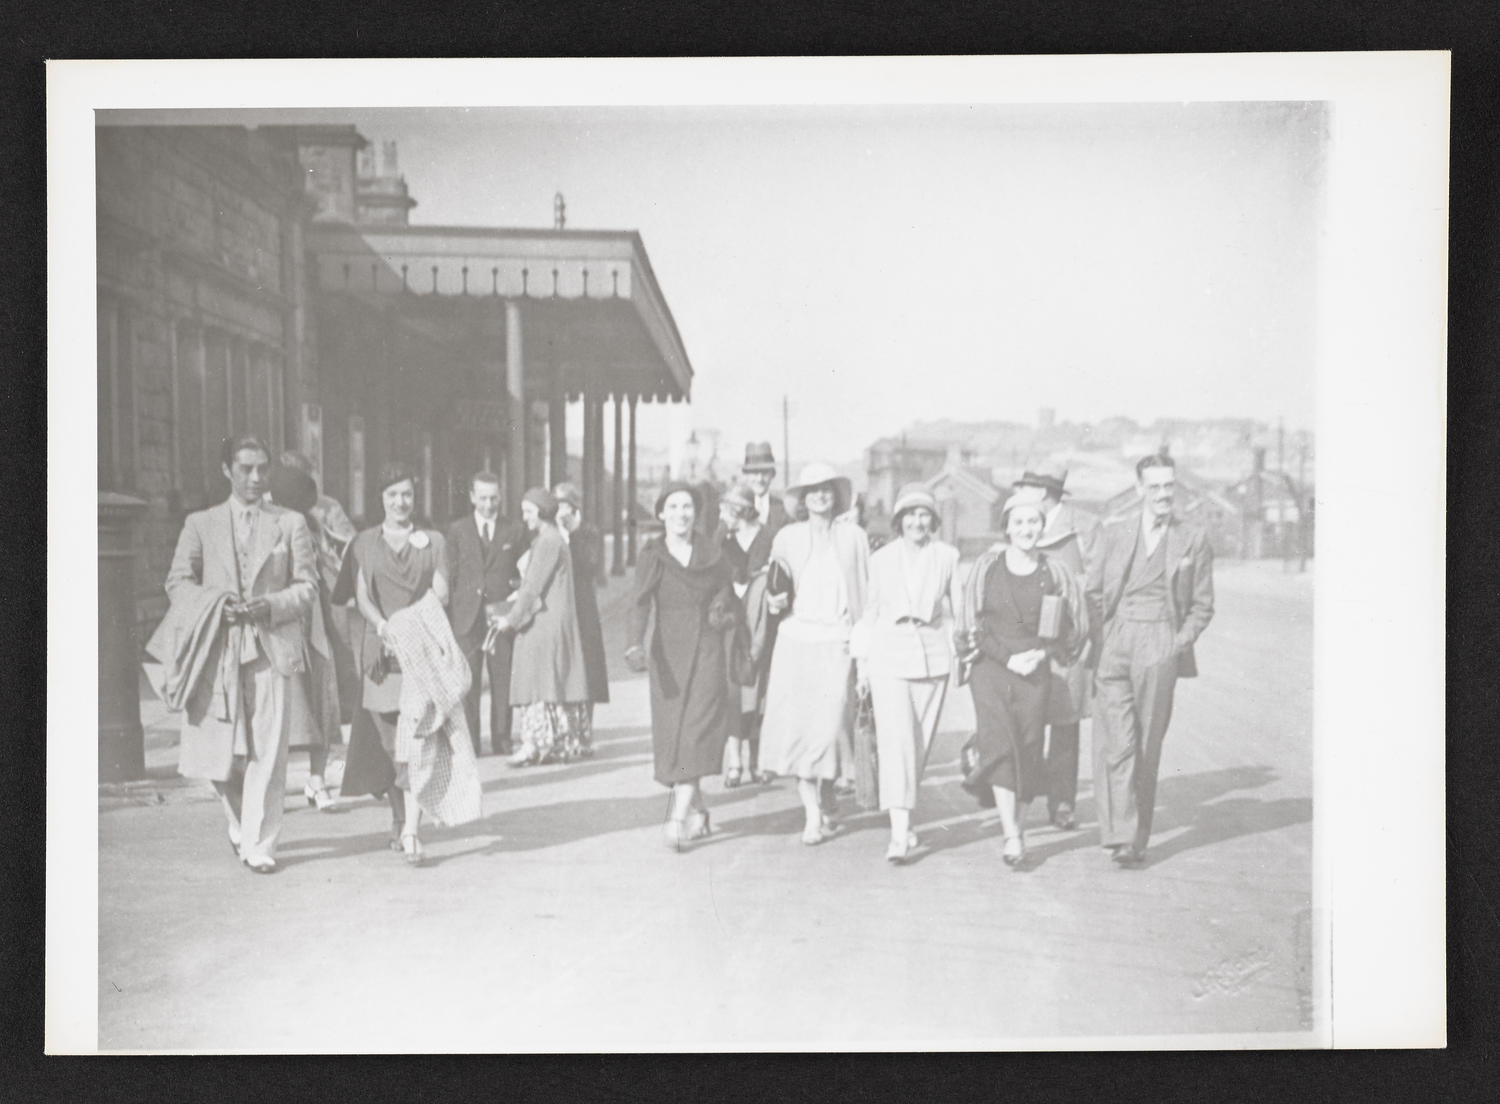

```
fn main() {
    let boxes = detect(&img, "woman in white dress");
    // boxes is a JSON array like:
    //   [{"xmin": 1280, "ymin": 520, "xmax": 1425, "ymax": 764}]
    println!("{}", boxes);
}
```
[
  {"xmin": 759, "ymin": 462, "xmax": 870, "ymax": 845},
  {"xmin": 850, "ymin": 484, "xmax": 964, "ymax": 863}
]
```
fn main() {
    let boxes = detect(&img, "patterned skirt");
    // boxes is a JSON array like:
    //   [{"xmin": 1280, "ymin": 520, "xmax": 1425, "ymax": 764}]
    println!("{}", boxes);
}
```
[{"xmin": 516, "ymin": 701, "xmax": 594, "ymax": 762}]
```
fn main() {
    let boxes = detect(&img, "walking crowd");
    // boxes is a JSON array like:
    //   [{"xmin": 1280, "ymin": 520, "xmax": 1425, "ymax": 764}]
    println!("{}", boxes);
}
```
[{"xmin": 145, "ymin": 434, "xmax": 1213, "ymax": 875}]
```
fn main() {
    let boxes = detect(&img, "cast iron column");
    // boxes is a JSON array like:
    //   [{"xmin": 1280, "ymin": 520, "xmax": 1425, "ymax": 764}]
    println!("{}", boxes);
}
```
[
  {"xmin": 627, "ymin": 394, "xmax": 638, "ymax": 566},
  {"xmin": 611, "ymin": 393, "xmax": 625, "ymax": 575}
]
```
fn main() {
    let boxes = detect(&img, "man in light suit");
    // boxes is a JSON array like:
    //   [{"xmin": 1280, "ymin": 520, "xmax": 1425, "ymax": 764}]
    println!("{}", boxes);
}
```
[
  {"xmin": 1011, "ymin": 464, "xmax": 1099, "ymax": 831},
  {"xmin": 445, "ymin": 471, "xmax": 527, "ymax": 756},
  {"xmin": 1086, "ymin": 454, "xmax": 1214, "ymax": 865},
  {"xmin": 162, "ymin": 434, "xmax": 319, "ymax": 873}
]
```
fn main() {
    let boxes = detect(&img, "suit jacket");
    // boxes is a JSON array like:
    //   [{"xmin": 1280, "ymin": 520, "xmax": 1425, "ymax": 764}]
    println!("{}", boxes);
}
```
[
  {"xmin": 164, "ymin": 499, "xmax": 320, "ymax": 679},
  {"xmin": 1085, "ymin": 514, "xmax": 1214, "ymax": 678},
  {"xmin": 445, "ymin": 513, "xmax": 527, "ymax": 639},
  {"xmin": 849, "ymin": 538, "xmax": 963, "ymax": 680}
]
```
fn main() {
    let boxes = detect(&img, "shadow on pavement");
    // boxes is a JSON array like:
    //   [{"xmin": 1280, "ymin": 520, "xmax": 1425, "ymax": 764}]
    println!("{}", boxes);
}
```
[{"xmin": 910, "ymin": 763, "xmax": 1295, "ymax": 870}]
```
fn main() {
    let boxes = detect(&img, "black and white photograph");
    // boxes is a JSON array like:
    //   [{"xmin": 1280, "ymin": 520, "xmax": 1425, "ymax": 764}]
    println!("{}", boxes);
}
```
[{"xmin": 47, "ymin": 55, "xmax": 1447, "ymax": 1053}]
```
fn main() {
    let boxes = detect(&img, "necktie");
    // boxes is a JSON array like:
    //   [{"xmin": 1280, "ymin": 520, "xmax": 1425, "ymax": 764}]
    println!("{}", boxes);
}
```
[{"xmin": 482, "ymin": 521, "xmax": 492, "ymax": 544}]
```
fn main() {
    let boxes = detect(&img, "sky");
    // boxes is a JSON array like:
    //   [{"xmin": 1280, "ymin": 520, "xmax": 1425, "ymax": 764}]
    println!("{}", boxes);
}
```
[{"xmin": 155, "ymin": 102, "xmax": 1330, "ymax": 468}]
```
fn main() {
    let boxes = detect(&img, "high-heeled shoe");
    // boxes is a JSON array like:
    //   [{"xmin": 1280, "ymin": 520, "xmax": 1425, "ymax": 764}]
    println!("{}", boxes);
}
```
[
  {"xmin": 304, "ymin": 779, "xmax": 336, "ymax": 812},
  {"xmin": 1002, "ymin": 833, "xmax": 1026, "ymax": 868},
  {"xmin": 685, "ymin": 809, "xmax": 712, "ymax": 840},
  {"xmin": 400, "ymin": 832, "xmax": 424, "ymax": 866},
  {"xmin": 663, "ymin": 818, "xmax": 687, "ymax": 852},
  {"xmin": 723, "ymin": 767, "xmax": 742, "ymax": 789}
]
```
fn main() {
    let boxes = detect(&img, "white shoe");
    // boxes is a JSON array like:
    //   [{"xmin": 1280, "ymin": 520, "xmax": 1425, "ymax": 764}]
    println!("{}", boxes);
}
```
[{"xmin": 885, "ymin": 832, "xmax": 919, "ymax": 864}]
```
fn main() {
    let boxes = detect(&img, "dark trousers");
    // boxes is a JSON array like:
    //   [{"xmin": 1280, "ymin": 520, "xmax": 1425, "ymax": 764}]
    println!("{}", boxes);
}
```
[
  {"xmin": 1045, "ymin": 722, "xmax": 1080, "ymax": 814},
  {"xmin": 462, "ymin": 631, "xmax": 515, "ymax": 755},
  {"xmin": 1092, "ymin": 619, "xmax": 1178, "ymax": 852}
]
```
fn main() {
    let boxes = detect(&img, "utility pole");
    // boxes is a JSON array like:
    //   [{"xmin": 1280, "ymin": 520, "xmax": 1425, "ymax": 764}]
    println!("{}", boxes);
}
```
[{"xmin": 782, "ymin": 393, "xmax": 791, "ymax": 490}]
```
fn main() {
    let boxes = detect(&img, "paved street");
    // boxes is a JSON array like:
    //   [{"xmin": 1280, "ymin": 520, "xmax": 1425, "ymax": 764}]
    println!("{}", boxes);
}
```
[{"xmin": 98, "ymin": 560, "xmax": 1315, "ymax": 1051}]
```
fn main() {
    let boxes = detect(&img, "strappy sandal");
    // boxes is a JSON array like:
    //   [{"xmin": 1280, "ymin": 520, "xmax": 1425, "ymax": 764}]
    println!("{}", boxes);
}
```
[
  {"xmin": 304, "ymin": 780, "xmax": 336, "ymax": 812},
  {"xmin": 686, "ymin": 809, "xmax": 712, "ymax": 840},
  {"xmin": 723, "ymin": 767, "xmax": 743, "ymax": 789}
]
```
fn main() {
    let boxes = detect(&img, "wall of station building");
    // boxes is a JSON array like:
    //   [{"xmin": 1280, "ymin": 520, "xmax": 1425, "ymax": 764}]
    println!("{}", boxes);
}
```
[{"xmin": 96, "ymin": 125, "xmax": 513, "ymax": 630}]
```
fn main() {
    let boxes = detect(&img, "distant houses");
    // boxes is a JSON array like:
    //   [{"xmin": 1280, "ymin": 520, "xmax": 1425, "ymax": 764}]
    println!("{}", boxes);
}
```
[{"xmin": 861, "ymin": 417, "xmax": 1314, "ymax": 562}]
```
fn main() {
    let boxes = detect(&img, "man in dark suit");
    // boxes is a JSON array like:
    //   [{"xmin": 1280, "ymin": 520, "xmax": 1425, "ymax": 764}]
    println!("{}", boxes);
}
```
[
  {"xmin": 1086, "ymin": 454, "xmax": 1214, "ymax": 865},
  {"xmin": 446, "ymin": 471, "xmax": 528, "ymax": 756},
  {"xmin": 739, "ymin": 441, "xmax": 790, "ymax": 535}
]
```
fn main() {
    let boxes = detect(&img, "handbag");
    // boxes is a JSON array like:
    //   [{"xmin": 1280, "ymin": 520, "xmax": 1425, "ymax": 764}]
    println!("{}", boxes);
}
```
[
  {"xmin": 959, "ymin": 733, "xmax": 997, "ymax": 809},
  {"xmin": 854, "ymin": 684, "xmax": 880, "ymax": 811}
]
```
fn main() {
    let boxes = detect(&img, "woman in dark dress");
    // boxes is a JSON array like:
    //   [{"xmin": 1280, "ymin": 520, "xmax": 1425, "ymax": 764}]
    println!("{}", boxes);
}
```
[
  {"xmin": 962, "ymin": 492, "xmax": 1087, "ymax": 868},
  {"xmin": 625, "ymin": 483, "xmax": 740, "ymax": 850},
  {"xmin": 340, "ymin": 463, "xmax": 450, "ymax": 864},
  {"xmin": 553, "ymin": 482, "xmax": 609, "ymax": 756}
]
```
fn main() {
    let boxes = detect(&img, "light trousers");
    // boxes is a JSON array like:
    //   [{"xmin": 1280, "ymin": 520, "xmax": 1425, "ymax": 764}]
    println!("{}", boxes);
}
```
[
  {"xmin": 868, "ymin": 673, "xmax": 948, "ymax": 810},
  {"xmin": 215, "ymin": 655, "xmax": 292, "ymax": 862},
  {"xmin": 1091, "ymin": 619, "xmax": 1178, "ymax": 851}
]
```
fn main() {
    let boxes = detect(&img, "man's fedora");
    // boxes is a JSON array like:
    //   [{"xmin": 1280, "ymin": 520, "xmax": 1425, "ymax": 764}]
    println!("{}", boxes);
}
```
[
  {"xmin": 1013, "ymin": 462, "xmax": 1069, "ymax": 498},
  {"xmin": 741, "ymin": 442, "xmax": 778, "ymax": 473}
]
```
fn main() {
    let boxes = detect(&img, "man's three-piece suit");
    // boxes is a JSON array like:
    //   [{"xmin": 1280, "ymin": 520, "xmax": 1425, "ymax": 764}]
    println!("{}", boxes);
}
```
[{"xmin": 1086, "ymin": 513, "xmax": 1214, "ymax": 854}]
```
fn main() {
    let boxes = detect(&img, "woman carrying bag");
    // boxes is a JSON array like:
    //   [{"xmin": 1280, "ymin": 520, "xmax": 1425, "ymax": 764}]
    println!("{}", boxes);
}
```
[
  {"xmin": 959, "ymin": 493, "xmax": 1089, "ymax": 868},
  {"xmin": 850, "ymin": 484, "xmax": 965, "ymax": 864}
]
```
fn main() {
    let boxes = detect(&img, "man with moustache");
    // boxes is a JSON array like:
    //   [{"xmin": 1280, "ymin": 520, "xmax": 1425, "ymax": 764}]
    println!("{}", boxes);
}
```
[{"xmin": 1086, "ymin": 454, "xmax": 1215, "ymax": 866}]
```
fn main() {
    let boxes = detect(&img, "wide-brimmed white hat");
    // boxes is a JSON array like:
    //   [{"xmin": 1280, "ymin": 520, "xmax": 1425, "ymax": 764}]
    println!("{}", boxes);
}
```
[{"xmin": 786, "ymin": 462, "xmax": 853, "ymax": 504}]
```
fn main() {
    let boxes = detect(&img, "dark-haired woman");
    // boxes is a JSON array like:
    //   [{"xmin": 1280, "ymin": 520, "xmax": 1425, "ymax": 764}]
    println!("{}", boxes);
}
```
[
  {"xmin": 341, "ymin": 463, "xmax": 451, "ymax": 864},
  {"xmin": 960, "ymin": 492, "xmax": 1088, "ymax": 868},
  {"xmin": 625, "ymin": 482, "xmax": 740, "ymax": 849},
  {"xmin": 491, "ymin": 488, "xmax": 592, "ymax": 766}
]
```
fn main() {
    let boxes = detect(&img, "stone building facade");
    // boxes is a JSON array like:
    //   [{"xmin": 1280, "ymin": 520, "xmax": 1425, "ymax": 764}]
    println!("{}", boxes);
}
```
[{"xmin": 96, "ymin": 125, "xmax": 312, "ymax": 626}]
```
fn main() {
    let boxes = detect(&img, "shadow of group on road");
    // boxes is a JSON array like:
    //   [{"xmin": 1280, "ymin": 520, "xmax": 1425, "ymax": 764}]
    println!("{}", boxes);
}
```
[
  {"xmin": 275, "ymin": 756, "xmax": 1309, "ymax": 872},
  {"xmin": 912, "ymin": 763, "xmax": 1310, "ymax": 871}
]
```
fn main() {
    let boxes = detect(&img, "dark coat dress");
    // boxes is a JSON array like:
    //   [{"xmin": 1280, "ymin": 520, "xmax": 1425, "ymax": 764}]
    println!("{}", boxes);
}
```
[
  {"xmin": 627, "ymin": 536, "xmax": 738, "ymax": 786},
  {"xmin": 567, "ymin": 522, "xmax": 610, "ymax": 704}
]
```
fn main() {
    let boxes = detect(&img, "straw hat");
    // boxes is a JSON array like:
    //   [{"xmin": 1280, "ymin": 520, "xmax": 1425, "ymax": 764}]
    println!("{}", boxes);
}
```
[{"xmin": 786, "ymin": 462, "xmax": 852, "ymax": 503}]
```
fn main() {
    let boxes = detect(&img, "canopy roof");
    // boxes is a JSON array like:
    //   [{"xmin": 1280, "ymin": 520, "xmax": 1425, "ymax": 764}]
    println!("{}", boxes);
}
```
[{"xmin": 309, "ymin": 223, "xmax": 694, "ymax": 402}]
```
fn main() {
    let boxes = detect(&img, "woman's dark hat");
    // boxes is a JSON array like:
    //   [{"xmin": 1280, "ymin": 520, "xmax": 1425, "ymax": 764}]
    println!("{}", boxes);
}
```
[
  {"xmin": 654, "ymin": 481, "xmax": 702, "ymax": 518},
  {"xmin": 522, "ymin": 486, "xmax": 558, "ymax": 519}
]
